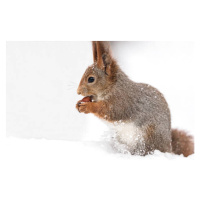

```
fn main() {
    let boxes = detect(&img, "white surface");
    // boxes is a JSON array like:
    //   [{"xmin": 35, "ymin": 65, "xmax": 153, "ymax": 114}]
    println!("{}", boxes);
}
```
[
  {"xmin": 0, "ymin": 137, "xmax": 197, "ymax": 200},
  {"xmin": 7, "ymin": 41, "xmax": 195, "ymax": 140}
]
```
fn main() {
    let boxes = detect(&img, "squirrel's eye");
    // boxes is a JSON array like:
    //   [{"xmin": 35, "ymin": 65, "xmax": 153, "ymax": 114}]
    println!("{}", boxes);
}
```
[{"xmin": 88, "ymin": 77, "xmax": 95, "ymax": 83}]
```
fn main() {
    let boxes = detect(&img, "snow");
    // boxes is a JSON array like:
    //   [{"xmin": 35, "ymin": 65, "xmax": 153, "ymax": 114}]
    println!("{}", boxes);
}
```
[{"xmin": 0, "ymin": 137, "xmax": 197, "ymax": 200}]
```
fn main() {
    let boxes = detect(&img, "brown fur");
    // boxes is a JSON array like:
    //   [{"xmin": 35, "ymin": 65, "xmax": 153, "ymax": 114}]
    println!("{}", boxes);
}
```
[
  {"xmin": 76, "ymin": 100, "xmax": 114, "ymax": 122},
  {"xmin": 92, "ymin": 42, "xmax": 97, "ymax": 63},
  {"xmin": 144, "ymin": 124, "xmax": 156, "ymax": 154},
  {"xmin": 171, "ymin": 129, "xmax": 194, "ymax": 157},
  {"xmin": 76, "ymin": 41, "xmax": 194, "ymax": 157}
]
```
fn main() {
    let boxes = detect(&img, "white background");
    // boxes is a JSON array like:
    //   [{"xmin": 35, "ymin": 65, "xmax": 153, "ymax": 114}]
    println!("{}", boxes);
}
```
[
  {"xmin": 1, "ymin": 1, "xmax": 200, "ymax": 200},
  {"xmin": 7, "ymin": 41, "xmax": 195, "ymax": 140}
]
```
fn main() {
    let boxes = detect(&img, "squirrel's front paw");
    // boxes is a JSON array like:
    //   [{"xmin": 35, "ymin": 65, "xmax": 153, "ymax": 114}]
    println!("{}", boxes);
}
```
[
  {"xmin": 76, "ymin": 102, "xmax": 91, "ymax": 114},
  {"xmin": 76, "ymin": 100, "xmax": 82, "ymax": 111}
]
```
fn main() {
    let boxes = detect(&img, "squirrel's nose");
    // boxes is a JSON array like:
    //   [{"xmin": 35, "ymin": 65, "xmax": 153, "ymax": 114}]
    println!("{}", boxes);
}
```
[{"xmin": 77, "ymin": 88, "xmax": 81, "ymax": 95}]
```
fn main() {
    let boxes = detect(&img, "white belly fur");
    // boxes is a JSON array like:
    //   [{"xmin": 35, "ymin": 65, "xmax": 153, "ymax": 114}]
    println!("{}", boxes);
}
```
[{"xmin": 108, "ymin": 121, "xmax": 145, "ymax": 153}]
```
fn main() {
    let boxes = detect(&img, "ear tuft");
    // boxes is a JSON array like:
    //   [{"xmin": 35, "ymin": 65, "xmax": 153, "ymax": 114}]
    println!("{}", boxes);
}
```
[
  {"xmin": 102, "ymin": 52, "xmax": 113, "ymax": 75},
  {"xmin": 102, "ymin": 52, "xmax": 112, "ymax": 67}
]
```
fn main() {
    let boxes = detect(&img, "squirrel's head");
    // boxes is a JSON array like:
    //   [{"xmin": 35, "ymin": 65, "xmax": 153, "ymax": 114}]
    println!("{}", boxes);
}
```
[{"xmin": 77, "ymin": 41, "xmax": 118, "ymax": 101}]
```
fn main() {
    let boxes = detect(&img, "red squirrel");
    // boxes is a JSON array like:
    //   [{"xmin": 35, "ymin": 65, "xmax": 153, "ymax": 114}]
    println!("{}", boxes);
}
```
[{"xmin": 76, "ymin": 41, "xmax": 194, "ymax": 157}]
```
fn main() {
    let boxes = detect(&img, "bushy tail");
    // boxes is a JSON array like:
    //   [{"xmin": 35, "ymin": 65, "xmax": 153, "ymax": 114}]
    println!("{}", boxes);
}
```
[{"xmin": 171, "ymin": 129, "xmax": 194, "ymax": 157}]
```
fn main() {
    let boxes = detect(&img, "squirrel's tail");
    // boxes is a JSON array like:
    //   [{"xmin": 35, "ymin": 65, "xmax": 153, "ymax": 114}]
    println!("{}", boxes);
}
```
[{"xmin": 171, "ymin": 129, "xmax": 194, "ymax": 157}]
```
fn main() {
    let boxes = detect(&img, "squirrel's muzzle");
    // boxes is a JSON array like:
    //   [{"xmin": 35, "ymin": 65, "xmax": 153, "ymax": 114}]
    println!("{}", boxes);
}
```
[{"xmin": 77, "ymin": 88, "xmax": 81, "ymax": 95}]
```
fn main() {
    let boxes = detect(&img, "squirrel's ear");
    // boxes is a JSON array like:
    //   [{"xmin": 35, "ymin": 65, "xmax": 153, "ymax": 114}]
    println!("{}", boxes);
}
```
[
  {"xmin": 93, "ymin": 41, "xmax": 113, "ymax": 75},
  {"xmin": 92, "ymin": 41, "xmax": 97, "ymax": 63}
]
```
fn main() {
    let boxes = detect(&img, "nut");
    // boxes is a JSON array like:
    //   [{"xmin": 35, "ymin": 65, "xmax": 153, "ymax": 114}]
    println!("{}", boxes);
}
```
[{"xmin": 81, "ymin": 96, "xmax": 92, "ymax": 102}]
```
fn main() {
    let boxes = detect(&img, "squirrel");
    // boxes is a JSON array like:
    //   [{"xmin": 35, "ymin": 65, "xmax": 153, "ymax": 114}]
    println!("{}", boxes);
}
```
[{"xmin": 76, "ymin": 41, "xmax": 194, "ymax": 157}]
